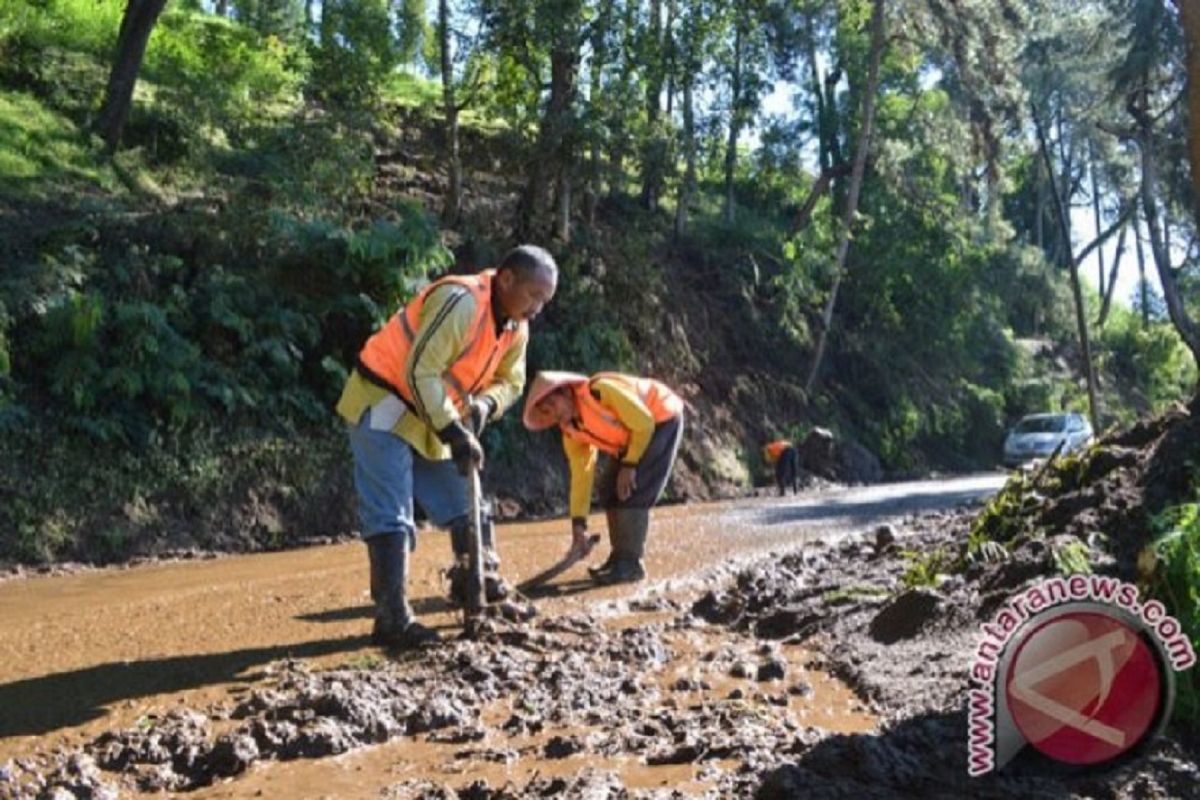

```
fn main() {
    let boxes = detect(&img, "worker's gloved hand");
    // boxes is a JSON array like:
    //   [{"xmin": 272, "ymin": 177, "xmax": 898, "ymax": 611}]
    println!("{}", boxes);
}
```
[
  {"xmin": 467, "ymin": 397, "xmax": 496, "ymax": 438},
  {"xmin": 569, "ymin": 518, "xmax": 598, "ymax": 560},
  {"xmin": 437, "ymin": 421, "xmax": 485, "ymax": 475},
  {"xmin": 616, "ymin": 465, "xmax": 638, "ymax": 502}
]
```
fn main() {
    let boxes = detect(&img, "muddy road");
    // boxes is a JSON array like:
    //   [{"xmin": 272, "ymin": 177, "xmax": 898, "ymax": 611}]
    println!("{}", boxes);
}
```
[{"xmin": 0, "ymin": 474, "xmax": 1003, "ymax": 797}]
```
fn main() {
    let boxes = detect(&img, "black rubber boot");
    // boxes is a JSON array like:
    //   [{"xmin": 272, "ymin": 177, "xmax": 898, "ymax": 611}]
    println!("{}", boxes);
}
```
[
  {"xmin": 367, "ymin": 534, "xmax": 439, "ymax": 648},
  {"xmin": 447, "ymin": 514, "xmax": 509, "ymax": 605},
  {"xmin": 588, "ymin": 509, "xmax": 621, "ymax": 579},
  {"xmin": 594, "ymin": 508, "xmax": 649, "ymax": 585}
]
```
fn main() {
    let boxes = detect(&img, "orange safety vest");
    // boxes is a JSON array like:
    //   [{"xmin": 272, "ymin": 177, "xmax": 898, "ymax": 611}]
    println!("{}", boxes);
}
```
[
  {"xmin": 764, "ymin": 440, "xmax": 792, "ymax": 464},
  {"xmin": 562, "ymin": 372, "xmax": 683, "ymax": 457},
  {"xmin": 356, "ymin": 270, "xmax": 522, "ymax": 418}
]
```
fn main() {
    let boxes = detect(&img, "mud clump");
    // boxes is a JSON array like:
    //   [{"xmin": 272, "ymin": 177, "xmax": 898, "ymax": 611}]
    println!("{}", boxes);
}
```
[
  {"xmin": 867, "ymin": 588, "xmax": 942, "ymax": 644},
  {"xmin": 7, "ymin": 404, "xmax": 1199, "ymax": 799}
]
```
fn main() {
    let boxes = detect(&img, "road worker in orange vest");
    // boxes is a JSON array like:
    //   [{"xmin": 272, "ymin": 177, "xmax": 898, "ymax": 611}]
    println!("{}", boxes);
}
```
[
  {"xmin": 336, "ymin": 246, "xmax": 558, "ymax": 648},
  {"xmin": 763, "ymin": 438, "xmax": 800, "ymax": 496},
  {"xmin": 523, "ymin": 371, "xmax": 685, "ymax": 584}
]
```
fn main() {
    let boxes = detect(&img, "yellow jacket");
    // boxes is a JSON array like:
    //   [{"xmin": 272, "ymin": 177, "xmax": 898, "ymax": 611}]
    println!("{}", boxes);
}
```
[{"xmin": 563, "ymin": 374, "xmax": 679, "ymax": 518}]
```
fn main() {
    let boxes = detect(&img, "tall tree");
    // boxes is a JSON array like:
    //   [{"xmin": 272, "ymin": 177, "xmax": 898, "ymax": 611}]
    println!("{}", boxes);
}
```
[
  {"xmin": 1179, "ymin": 0, "xmax": 1200, "ymax": 231},
  {"xmin": 640, "ymin": 0, "xmax": 668, "ymax": 209},
  {"xmin": 722, "ymin": 9, "xmax": 746, "ymax": 223},
  {"xmin": 673, "ymin": 0, "xmax": 705, "ymax": 236},
  {"xmin": 439, "ymin": 0, "xmax": 462, "ymax": 224},
  {"xmin": 93, "ymin": 0, "xmax": 169, "ymax": 153},
  {"xmin": 1035, "ymin": 106, "xmax": 1102, "ymax": 429},
  {"xmin": 484, "ymin": 0, "xmax": 587, "ymax": 238},
  {"xmin": 804, "ymin": 0, "xmax": 886, "ymax": 393},
  {"xmin": 1108, "ymin": 0, "xmax": 1200, "ymax": 381},
  {"xmin": 584, "ymin": 0, "xmax": 618, "ymax": 226}
]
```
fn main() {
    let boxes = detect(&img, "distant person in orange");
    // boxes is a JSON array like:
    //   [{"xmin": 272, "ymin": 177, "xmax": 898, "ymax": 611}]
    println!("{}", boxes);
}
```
[
  {"xmin": 523, "ymin": 371, "xmax": 684, "ymax": 584},
  {"xmin": 764, "ymin": 439, "xmax": 800, "ymax": 496}
]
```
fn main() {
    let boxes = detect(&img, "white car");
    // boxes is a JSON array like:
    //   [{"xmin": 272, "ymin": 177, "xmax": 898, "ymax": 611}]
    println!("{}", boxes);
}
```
[{"xmin": 1002, "ymin": 412, "xmax": 1093, "ymax": 468}]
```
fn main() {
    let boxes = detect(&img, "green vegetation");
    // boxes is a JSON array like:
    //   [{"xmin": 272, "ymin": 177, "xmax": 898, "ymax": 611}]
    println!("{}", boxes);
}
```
[
  {"xmin": 900, "ymin": 547, "xmax": 954, "ymax": 589},
  {"xmin": 0, "ymin": 90, "xmax": 118, "ymax": 196},
  {"xmin": 1146, "ymin": 502, "xmax": 1200, "ymax": 731},
  {"xmin": 1, "ymin": 0, "xmax": 1197, "ymax": 568}
]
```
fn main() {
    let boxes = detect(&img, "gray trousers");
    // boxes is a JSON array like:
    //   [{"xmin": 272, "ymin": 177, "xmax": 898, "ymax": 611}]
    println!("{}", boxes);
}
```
[{"xmin": 597, "ymin": 414, "xmax": 684, "ymax": 510}]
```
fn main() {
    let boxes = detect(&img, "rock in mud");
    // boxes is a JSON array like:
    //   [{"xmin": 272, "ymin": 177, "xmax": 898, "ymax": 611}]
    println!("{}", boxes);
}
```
[
  {"xmin": 207, "ymin": 733, "xmax": 259, "ymax": 777},
  {"xmin": 757, "ymin": 658, "xmax": 787, "ymax": 682},
  {"xmin": 543, "ymin": 734, "xmax": 585, "ymax": 759},
  {"xmin": 755, "ymin": 607, "xmax": 824, "ymax": 640},
  {"xmin": 874, "ymin": 524, "xmax": 897, "ymax": 551},
  {"xmin": 731, "ymin": 661, "xmax": 756, "ymax": 679},
  {"xmin": 868, "ymin": 589, "xmax": 942, "ymax": 644},
  {"xmin": 691, "ymin": 590, "xmax": 745, "ymax": 625},
  {"xmin": 293, "ymin": 717, "xmax": 357, "ymax": 757}
]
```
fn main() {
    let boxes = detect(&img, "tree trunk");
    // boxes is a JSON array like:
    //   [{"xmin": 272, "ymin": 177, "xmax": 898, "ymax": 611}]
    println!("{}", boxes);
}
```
[
  {"xmin": 520, "ymin": 44, "xmax": 578, "ymax": 238},
  {"xmin": 1034, "ymin": 106, "xmax": 1101, "ymax": 431},
  {"xmin": 641, "ymin": 0, "xmax": 664, "ymax": 210},
  {"xmin": 674, "ymin": 73, "xmax": 696, "ymax": 237},
  {"xmin": 1035, "ymin": 155, "xmax": 1045, "ymax": 252},
  {"xmin": 664, "ymin": 0, "xmax": 676, "ymax": 116},
  {"xmin": 439, "ymin": 0, "xmax": 462, "ymax": 225},
  {"xmin": 1183, "ymin": 0, "xmax": 1200, "ymax": 231},
  {"xmin": 557, "ymin": 170, "xmax": 572, "ymax": 240},
  {"xmin": 1133, "ymin": 87, "xmax": 1200, "ymax": 376},
  {"xmin": 93, "ymin": 0, "xmax": 168, "ymax": 153},
  {"xmin": 791, "ymin": 164, "xmax": 850, "ymax": 234},
  {"xmin": 722, "ymin": 19, "xmax": 744, "ymax": 223},
  {"xmin": 1097, "ymin": 221, "xmax": 1127, "ymax": 329},
  {"xmin": 585, "ymin": 0, "xmax": 613, "ymax": 228},
  {"xmin": 804, "ymin": 0, "xmax": 886, "ymax": 394},
  {"xmin": 1089, "ymin": 143, "xmax": 1106, "ymax": 298},
  {"xmin": 216, "ymin": 0, "xmax": 229, "ymax": 16},
  {"xmin": 1134, "ymin": 207, "xmax": 1149, "ymax": 327}
]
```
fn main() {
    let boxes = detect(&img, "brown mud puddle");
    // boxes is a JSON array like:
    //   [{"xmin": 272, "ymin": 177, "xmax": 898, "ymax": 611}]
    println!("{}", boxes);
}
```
[{"xmin": 0, "ymin": 476, "xmax": 1002, "ymax": 796}]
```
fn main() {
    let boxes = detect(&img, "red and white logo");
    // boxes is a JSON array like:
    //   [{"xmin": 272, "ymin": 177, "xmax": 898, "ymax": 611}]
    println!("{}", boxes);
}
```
[{"xmin": 1004, "ymin": 610, "xmax": 1163, "ymax": 766}]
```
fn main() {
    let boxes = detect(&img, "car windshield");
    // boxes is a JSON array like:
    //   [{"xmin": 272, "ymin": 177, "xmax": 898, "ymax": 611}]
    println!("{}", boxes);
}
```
[{"xmin": 1014, "ymin": 416, "xmax": 1067, "ymax": 434}]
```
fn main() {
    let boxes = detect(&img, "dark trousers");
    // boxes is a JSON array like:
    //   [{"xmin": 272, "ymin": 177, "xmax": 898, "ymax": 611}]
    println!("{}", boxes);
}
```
[
  {"xmin": 775, "ymin": 445, "xmax": 800, "ymax": 495},
  {"xmin": 598, "ymin": 415, "xmax": 684, "ymax": 509}
]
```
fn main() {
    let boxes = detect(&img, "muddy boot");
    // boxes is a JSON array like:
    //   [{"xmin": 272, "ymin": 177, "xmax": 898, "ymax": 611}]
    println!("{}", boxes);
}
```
[
  {"xmin": 594, "ymin": 508, "xmax": 649, "ymax": 585},
  {"xmin": 367, "ymin": 533, "xmax": 439, "ymax": 648},
  {"xmin": 447, "ymin": 516, "xmax": 509, "ymax": 605},
  {"xmin": 588, "ymin": 509, "xmax": 621, "ymax": 579}
]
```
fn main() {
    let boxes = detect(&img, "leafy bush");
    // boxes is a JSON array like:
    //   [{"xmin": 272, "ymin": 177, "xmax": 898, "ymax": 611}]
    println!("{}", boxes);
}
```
[
  {"xmin": 1099, "ymin": 308, "xmax": 1197, "ymax": 416},
  {"xmin": 146, "ymin": 10, "xmax": 305, "ymax": 144},
  {"xmin": 3, "ymin": 201, "xmax": 449, "ymax": 447},
  {"xmin": 309, "ymin": 0, "xmax": 397, "ymax": 108},
  {"xmin": 1146, "ymin": 502, "xmax": 1200, "ymax": 731}
]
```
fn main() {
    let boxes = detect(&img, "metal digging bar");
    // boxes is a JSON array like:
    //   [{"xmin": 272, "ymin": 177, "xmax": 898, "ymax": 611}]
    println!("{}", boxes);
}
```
[{"xmin": 462, "ymin": 461, "xmax": 487, "ymax": 638}]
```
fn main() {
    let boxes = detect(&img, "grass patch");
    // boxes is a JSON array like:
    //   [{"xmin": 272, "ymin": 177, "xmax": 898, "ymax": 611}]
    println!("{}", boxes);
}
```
[
  {"xmin": 822, "ymin": 585, "xmax": 891, "ymax": 605},
  {"xmin": 900, "ymin": 547, "xmax": 955, "ymax": 589},
  {"xmin": 0, "ymin": 89, "xmax": 117, "ymax": 199}
]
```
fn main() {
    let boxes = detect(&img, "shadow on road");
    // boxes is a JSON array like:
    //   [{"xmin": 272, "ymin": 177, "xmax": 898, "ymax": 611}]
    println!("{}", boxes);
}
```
[
  {"xmin": 755, "ymin": 488, "xmax": 994, "ymax": 528},
  {"xmin": 0, "ymin": 635, "xmax": 372, "ymax": 738},
  {"xmin": 297, "ymin": 594, "xmax": 458, "ymax": 622}
]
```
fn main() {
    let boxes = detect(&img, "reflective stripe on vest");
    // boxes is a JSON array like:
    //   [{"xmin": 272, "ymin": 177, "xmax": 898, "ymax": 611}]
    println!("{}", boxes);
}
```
[
  {"xmin": 356, "ymin": 270, "xmax": 519, "ymax": 419},
  {"xmin": 562, "ymin": 372, "xmax": 683, "ymax": 457}
]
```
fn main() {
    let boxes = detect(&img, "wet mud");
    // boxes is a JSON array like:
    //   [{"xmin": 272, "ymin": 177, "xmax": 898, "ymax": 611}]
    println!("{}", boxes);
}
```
[
  {"xmin": 5, "ymin": 470, "xmax": 1194, "ymax": 798},
  {"xmin": 5, "ymin": 503, "xmax": 1197, "ymax": 798}
]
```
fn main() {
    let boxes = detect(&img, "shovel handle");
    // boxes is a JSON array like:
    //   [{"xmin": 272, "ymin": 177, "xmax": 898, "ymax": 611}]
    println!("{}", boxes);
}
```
[{"xmin": 464, "ymin": 462, "xmax": 487, "ymax": 618}]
